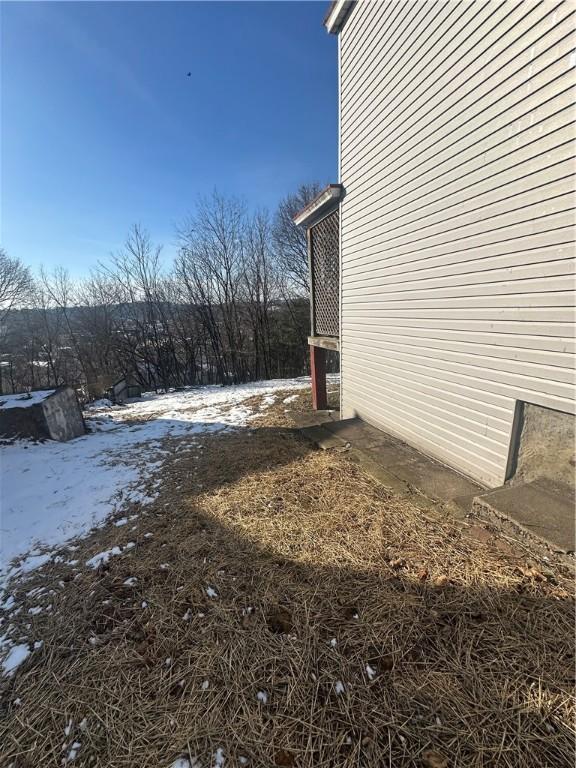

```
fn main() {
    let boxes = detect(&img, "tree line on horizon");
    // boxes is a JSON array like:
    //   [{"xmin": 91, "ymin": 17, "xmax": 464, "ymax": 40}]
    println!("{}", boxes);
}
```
[{"xmin": 0, "ymin": 184, "xmax": 328, "ymax": 398}]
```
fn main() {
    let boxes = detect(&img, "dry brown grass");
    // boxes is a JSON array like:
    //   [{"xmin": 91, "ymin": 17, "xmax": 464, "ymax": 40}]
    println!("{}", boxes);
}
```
[{"xmin": 0, "ymin": 389, "xmax": 574, "ymax": 768}]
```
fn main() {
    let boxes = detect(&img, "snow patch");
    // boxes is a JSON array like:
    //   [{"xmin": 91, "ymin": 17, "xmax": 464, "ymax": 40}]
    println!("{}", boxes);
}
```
[
  {"xmin": 13, "ymin": 552, "xmax": 52, "ymax": 576},
  {"xmin": 86, "ymin": 398, "xmax": 113, "ymax": 409},
  {"xmin": 0, "ymin": 389, "xmax": 55, "ymax": 410},
  {"xmin": 365, "ymin": 664, "xmax": 377, "ymax": 681},
  {"xmin": 1, "ymin": 643, "xmax": 30, "ymax": 676},
  {"xmin": 1, "ymin": 595, "xmax": 15, "ymax": 610},
  {"xmin": 170, "ymin": 758, "xmax": 202, "ymax": 768},
  {"xmin": 260, "ymin": 394, "xmax": 277, "ymax": 409},
  {"xmin": 85, "ymin": 546, "xmax": 122, "ymax": 569},
  {"xmin": 63, "ymin": 741, "xmax": 81, "ymax": 763}
]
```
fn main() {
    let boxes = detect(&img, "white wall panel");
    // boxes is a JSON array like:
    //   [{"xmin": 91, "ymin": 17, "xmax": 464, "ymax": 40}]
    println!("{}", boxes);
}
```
[{"xmin": 339, "ymin": 0, "xmax": 576, "ymax": 486}]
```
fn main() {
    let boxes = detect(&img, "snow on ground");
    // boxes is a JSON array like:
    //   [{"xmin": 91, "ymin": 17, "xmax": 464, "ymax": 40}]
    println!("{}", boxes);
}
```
[
  {"xmin": 1, "ymin": 428, "xmax": 159, "ymax": 583},
  {"xmin": 88, "ymin": 377, "xmax": 319, "ymax": 428},
  {"xmin": 1, "ymin": 643, "xmax": 30, "ymax": 676},
  {"xmin": 0, "ymin": 375, "xmax": 337, "ymax": 675},
  {"xmin": 0, "ymin": 377, "xmax": 318, "ymax": 591}
]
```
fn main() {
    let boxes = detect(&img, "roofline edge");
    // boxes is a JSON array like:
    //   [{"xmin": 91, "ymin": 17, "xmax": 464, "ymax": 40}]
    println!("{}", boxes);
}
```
[
  {"xmin": 292, "ymin": 184, "xmax": 343, "ymax": 228},
  {"xmin": 324, "ymin": 0, "xmax": 354, "ymax": 34}
]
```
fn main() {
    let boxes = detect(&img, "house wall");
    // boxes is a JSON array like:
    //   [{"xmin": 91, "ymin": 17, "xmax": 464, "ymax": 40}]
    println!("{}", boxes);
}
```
[{"xmin": 339, "ymin": 0, "xmax": 575, "ymax": 486}]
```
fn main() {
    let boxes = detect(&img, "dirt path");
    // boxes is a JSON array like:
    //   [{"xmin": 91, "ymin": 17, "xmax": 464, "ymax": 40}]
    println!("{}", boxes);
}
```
[{"xmin": 1, "ymin": 389, "xmax": 574, "ymax": 767}]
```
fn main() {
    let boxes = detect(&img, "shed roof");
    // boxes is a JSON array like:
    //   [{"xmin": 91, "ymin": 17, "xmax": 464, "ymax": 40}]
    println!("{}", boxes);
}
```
[
  {"xmin": 324, "ymin": 0, "xmax": 354, "ymax": 34},
  {"xmin": 292, "ymin": 184, "xmax": 343, "ymax": 228}
]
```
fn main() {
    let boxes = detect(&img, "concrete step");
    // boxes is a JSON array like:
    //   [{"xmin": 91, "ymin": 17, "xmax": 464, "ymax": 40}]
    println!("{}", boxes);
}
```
[
  {"xmin": 323, "ymin": 417, "xmax": 396, "ymax": 447},
  {"xmin": 301, "ymin": 417, "xmax": 483, "ymax": 515},
  {"xmin": 472, "ymin": 478, "xmax": 575, "ymax": 553},
  {"xmin": 290, "ymin": 410, "xmax": 339, "ymax": 429},
  {"xmin": 300, "ymin": 424, "xmax": 346, "ymax": 451}
]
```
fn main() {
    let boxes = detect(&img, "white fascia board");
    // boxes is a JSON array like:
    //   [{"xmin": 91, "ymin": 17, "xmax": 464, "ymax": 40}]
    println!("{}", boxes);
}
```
[
  {"xmin": 325, "ymin": 0, "xmax": 354, "ymax": 34},
  {"xmin": 293, "ymin": 186, "xmax": 342, "ymax": 228}
]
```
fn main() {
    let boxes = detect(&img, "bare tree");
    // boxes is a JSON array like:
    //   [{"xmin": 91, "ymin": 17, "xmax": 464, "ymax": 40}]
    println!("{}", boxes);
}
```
[
  {"xmin": 272, "ymin": 182, "xmax": 323, "ymax": 295},
  {"xmin": 0, "ymin": 249, "xmax": 31, "ymax": 322},
  {"xmin": 75, "ymin": 273, "xmax": 124, "ymax": 396},
  {"xmin": 177, "ymin": 192, "xmax": 248, "ymax": 384},
  {"xmin": 38, "ymin": 266, "xmax": 92, "ymax": 390},
  {"xmin": 97, "ymin": 225, "xmax": 176, "ymax": 391},
  {"xmin": 0, "ymin": 182, "xmax": 324, "ymax": 396},
  {"xmin": 241, "ymin": 210, "xmax": 278, "ymax": 379}
]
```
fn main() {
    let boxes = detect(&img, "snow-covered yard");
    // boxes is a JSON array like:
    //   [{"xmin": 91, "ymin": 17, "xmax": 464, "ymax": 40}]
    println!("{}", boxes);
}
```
[
  {"xmin": 0, "ymin": 377, "xmax": 323, "ymax": 687},
  {"xmin": 0, "ymin": 378, "xmax": 315, "ymax": 591}
]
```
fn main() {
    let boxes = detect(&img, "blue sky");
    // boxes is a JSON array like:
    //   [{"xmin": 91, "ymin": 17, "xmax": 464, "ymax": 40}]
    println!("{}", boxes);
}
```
[{"xmin": 1, "ymin": 1, "xmax": 337, "ymax": 276}]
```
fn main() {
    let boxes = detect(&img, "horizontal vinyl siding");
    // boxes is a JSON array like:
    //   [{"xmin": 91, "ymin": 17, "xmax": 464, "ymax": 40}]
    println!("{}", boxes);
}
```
[{"xmin": 339, "ymin": 0, "xmax": 576, "ymax": 487}]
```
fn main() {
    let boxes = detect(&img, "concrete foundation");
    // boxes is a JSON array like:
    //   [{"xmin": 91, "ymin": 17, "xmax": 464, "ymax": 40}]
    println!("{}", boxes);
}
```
[
  {"xmin": 511, "ymin": 402, "xmax": 575, "ymax": 489},
  {"xmin": 0, "ymin": 386, "xmax": 85, "ymax": 442}
]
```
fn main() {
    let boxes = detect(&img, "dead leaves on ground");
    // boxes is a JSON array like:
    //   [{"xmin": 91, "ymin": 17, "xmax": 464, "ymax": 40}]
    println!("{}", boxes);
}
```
[
  {"xmin": 384, "ymin": 549, "xmax": 454, "ymax": 588},
  {"xmin": 422, "ymin": 749, "xmax": 448, "ymax": 768},
  {"xmin": 516, "ymin": 564, "xmax": 546, "ymax": 582},
  {"xmin": 274, "ymin": 748, "xmax": 296, "ymax": 766}
]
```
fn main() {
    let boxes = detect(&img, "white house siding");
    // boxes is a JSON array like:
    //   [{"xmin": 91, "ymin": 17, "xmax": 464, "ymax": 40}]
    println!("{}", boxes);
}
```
[{"xmin": 339, "ymin": 0, "xmax": 575, "ymax": 487}]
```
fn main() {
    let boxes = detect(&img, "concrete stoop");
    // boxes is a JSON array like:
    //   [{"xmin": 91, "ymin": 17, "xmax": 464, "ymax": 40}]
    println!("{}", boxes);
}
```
[
  {"xmin": 472, "ymin": 479, "xmax": 575, "ymax": 554},
  {"xmin": 291, "ymin": 410, "xmax": 342, "ymax": 450},
  {"xmin": 294, "ymin": 416, "xmax": 483, "ymax": 516},
  {"xmin": 293, "ymin": 415, "xmax": 576, "ymax": 556}
]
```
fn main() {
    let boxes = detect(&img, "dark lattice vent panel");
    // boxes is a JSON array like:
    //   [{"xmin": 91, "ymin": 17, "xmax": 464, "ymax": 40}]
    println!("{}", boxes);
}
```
[{"xmin": 310, "ymin": 209, "xmax": 339, "ymax": 336}]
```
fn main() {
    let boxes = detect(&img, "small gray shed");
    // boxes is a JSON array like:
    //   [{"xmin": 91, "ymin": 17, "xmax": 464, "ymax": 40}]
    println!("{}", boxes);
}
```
[{"xmin": 109, "ymin": 376, "xmax": 142, "ymax": 404}]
